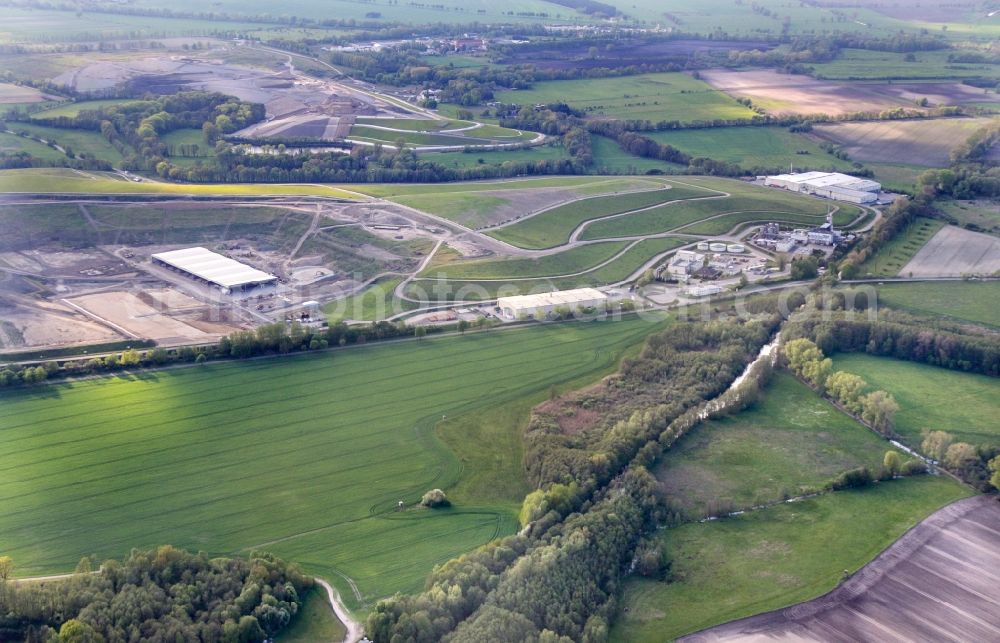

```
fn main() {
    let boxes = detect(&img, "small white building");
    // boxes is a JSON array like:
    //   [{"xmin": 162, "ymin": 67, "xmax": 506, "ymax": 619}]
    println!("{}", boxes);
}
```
[
  {"xmin": 685, "ymin": 285, "xmax": 723, "ymax": 298},
  {"xmin": 497, "ymin": 287, "xmax": 608, "ymax": 320}
]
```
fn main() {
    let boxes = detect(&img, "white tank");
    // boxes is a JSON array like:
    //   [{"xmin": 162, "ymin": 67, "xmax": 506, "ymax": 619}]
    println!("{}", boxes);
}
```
[
  {"xmin": 727, "ymin": 244, "xmax": 745, "ymax": 253},
  {"xmin": 696, "ymin": 242, "xmax": 710, "ymax": 251},
  {"xmin": 709, "ymin": 243, "xmax": 727, "ymax": 252}
]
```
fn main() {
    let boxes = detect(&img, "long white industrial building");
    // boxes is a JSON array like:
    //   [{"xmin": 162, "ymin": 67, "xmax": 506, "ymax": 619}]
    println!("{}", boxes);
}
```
[
  {"xmin": 152, "ymin": 247, "xmax": 278, "ymax": 294},
  {"xmin": 498, "ymin": 288, "xmax": 608, "ymax": 320},
  {"xmin": 765, "ymin": 172, "xmax": 880, "ymax": 204}
]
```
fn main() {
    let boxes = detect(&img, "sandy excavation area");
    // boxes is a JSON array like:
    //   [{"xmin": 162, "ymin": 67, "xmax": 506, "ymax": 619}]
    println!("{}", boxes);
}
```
[
  {"xmin": 681, "ymin": 495, "xmax": 1000, "ymax": 642},
  {"xmin": 66, "ymin": 290, "xmax": 234, "ymax": 346},
  {"xmin": 900, "ymin": 225, "xmax": 1000, "ymax": 277},
  {"xmin": 0, "ymin": 300, "xmax": 122, "ymax": 351}
]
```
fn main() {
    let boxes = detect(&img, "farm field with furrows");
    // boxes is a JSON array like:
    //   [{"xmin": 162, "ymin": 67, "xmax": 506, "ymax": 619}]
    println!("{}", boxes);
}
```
[
  {"xmin": 486, "ymin": 182, "xmax": 717, "ymax": 249},
  {"xmin": 494, "ymin": 72, "xmax": 758, "ymax": 123},
  {"xmin": 830, "ymin": 354, "xmax": 1000, "ymax": 447},
  {"xmin": 811, "ymin": 118, "xmax": 998, "ymax": 167},
  {"xmin": 874, "ymin": 281, "xmax": 1000, "ymax": 328},
  {"xmin": 612, "ymin": 476, "xmax": 970, "ymax": 643},
  {"xmin": 655, "ymin": 373, "xmax": 902, "ymax": 518},
  {"xmin": 0, "ymin": 317, "xmax": 663, "ymax": 606},
  {"xmin": 646, "ymin": 127, "xmax": 857, "ymax": 171}
]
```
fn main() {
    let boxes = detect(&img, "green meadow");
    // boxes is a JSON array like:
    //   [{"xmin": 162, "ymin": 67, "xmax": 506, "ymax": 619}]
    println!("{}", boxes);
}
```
[
  {"xmin": 830, "ymin": 354, "xmax": 1000, "ymax": 447},
  {"xmin": 0, "ymin": 318, "xmax": 664, "ymax": 612}
]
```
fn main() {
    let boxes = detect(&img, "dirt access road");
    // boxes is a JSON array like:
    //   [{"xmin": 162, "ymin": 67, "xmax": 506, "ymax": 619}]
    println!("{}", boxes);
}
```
[{"xmin": 681, "ymin": 494, "xmax": 1000, "ymax": 642}]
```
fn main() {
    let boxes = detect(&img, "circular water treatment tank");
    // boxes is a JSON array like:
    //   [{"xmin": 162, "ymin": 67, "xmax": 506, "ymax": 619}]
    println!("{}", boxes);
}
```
[
  {"xmin": 727, "ymin": 243, "xmax": 745, "ymax": 253},
  {"xmin": 709, "ymin": 243, "xmax": 727, "ymax": 252},
  {"xmin": 696, "ymin": 242, "xmax": 710, "ymax": 251}
]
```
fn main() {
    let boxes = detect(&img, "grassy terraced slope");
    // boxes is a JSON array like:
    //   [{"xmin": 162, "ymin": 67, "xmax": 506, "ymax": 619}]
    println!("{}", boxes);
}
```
[
  {"xmin": 0, "ymin": 317, "xmax": 664, "ymax": 610},
  {"xmin": 488, "ymin": 183, "xmax": 717, "ymax": 249}
]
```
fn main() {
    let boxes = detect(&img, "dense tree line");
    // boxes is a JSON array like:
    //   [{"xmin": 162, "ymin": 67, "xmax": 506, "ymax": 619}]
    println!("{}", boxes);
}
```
[
  {"xmin": 0, "ymin": 546, "xmax": 310, "ymax": 642},
  {"xmin": 0, "ymin": 320, "xmax": 443, "ymax": 388},
  {"xmin": 921, "ymin": 430, "xmax": 999, "ymax": 492},
  {"xmin": 367, "ymin": 315, "xmax": 782, "ymax": 642},
  {"xmin": 8, "ymin": 92, "xmax": 264, "ymax": 173},
  {"xmin": 785, "ymin": 309, "xmax": 1000, "ymax": 377}
]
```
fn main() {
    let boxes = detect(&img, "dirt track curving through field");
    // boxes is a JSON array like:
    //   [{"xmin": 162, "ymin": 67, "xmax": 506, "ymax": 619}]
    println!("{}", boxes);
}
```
[
  {"xmin": 680, "ymin": 494, "xmax": 1000, "ymax": 642},
  {"xmin": 316, "ymin": 576, "xmax": 364, "ymax": 643}
]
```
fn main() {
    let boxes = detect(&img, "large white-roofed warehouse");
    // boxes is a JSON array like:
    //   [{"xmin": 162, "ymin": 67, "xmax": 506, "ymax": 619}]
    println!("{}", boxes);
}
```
[
  {"xmin": 497, "ymin": 288, "xmax": 608, "ymax": 320},
  {"xmin": 151, "ymin": 247, "xmax": 278, "ymax": 294}
]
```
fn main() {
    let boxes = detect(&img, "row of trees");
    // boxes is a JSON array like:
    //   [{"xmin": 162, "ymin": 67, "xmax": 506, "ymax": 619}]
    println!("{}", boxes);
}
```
[
  {"xmin": 0, "ymin": 547, "xmax": 310, "ymax": 642},
  {"xmin": 783, "ymin": 337, "xmax": 900, "ymax": 435},
  {"xmin": 0, "ymin": 321, "xmax": 442, "ymax": 388},
  {"xmin": 787, "ymin": 310, "xmax": 1000, "ymax": 377},
  {"xmin": 367, "ymin": 313, "xmax": 785, "ymax": 641}
]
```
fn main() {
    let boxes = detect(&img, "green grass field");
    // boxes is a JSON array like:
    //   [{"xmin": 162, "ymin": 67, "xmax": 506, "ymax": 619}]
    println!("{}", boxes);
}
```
[
  {"xmin": 0, "ymin": 318, "xmax": 664, "ymax": 612},
  {"xmin": 276, "ymin": 586, "xmax": 347, "ymax": 642},
  {"xmin": 494, "ymin": 73, "xmax": 757, "ymax": 123},
  {"xmin": 161, "ymin": 128, "xmax": 213, "ymax": 164},
  {"xmin": 830, "ymin": 354, "xmax": 1000, "ymax": 447},
  {"xmin": 422, "ymin": 241, "xmax": 629, "ymax": 280},
  {"xmin": 414, "ymin": 237, "xmax": 685, "ymax": 300},
  {"xmin": 647, "ymin": 127, "xmax": 855, "ymax": 171},
  {"xmin": 590, "ymin": 135, "xmax": 687, "ymax": 174},
  {"xmin": 487, "ymin": 184, "xmax": 715, "ymax": 249},
  {"xmin": 0, "ymin": 169, "xmax": 361, "ymax": 198},
  {"xmin": 874, "ymin": 281, "xmax": 1000, "ymax": 328},
  {"xmin": 868, "ymin": 162, "xmax": 924, "ymax": 194},
  {"xmin": 810, "ymin": 49, "xmax": 1000, "ymax": 80},
  {"xmin": 351, "ymin": 176, "xmax": 624, "ymax": 198},
  {"xmin": 420, "ymin": 144, "xmax": 572, "ymax": 170},
  {"xmin": 612, "ymin": 476, "xmax": 970, "ymax": 642},
  {"xmin": 935, "ymin": 199, "xmax": 1000, "ymax": 236},
  {"xmin": 857, "ymin": 216, "xmax": 944, "ymax": 277},
  {"xmin": 29, "ymin": 99, "xmax": 149, "ymax": 118},
  {"xmin": 655, "ymin": 373, "xmax": 904, "ymax": 518},
  {"xmin": 8, "ymin": 123, "xmax": 124, "ymax": 163},
  {"xmin": 580, "ymin": 185, "xmax": 859, "ymax": 240},
  {"xmin": 386, "ymin": 177, "xmax": 665, "ymax": 229},
  {"xmin": 323, "ymin": 276, "xmax": 417, "ymax": 322},
  {"xmin": 350, "ymin": 124, "xmax": 533, "ymax": 147},
  {"xmin": 0, "ymin": 131, "xmax": 65, "ymax": 160}
]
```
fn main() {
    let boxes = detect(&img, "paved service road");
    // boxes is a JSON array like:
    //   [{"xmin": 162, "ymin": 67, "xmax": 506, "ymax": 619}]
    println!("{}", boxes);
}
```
[{"xmin": 680, "ymin": 494, "xmax": 1000, "ymax": 643}]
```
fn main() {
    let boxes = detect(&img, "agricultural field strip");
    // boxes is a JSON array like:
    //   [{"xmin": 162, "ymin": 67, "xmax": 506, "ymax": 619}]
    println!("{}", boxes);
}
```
[{"xmin": 0, "ymin": 325, "xmax": 640, "ymax": 559}]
